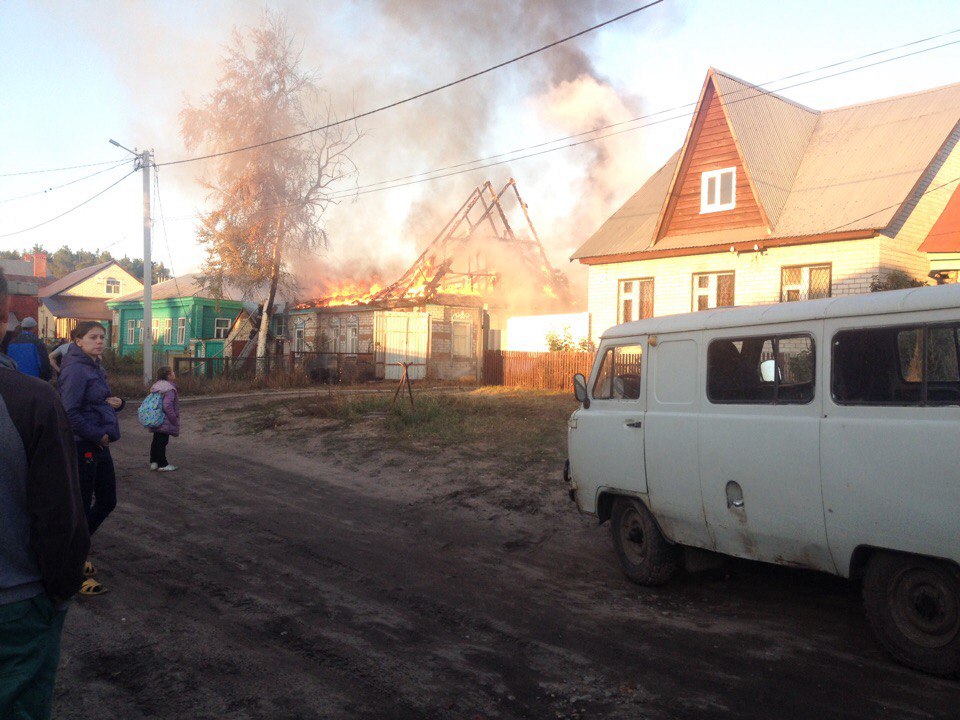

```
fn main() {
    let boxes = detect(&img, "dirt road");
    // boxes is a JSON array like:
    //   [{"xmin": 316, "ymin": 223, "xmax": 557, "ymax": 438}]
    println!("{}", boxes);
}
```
[{"xmin": 54, "ymin": 394, "xmax": 959, "ymax": 719}]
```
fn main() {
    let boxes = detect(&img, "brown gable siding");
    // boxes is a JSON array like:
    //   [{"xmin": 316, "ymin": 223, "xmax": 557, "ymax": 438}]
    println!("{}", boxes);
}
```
[{"xmin": 659, "ymin": 82, "xmax": 766, "ymax": 239}]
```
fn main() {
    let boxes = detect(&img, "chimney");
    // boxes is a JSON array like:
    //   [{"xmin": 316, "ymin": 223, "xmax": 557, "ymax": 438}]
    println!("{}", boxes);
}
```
[{"xmin": 23, "ymin": 252, "xmax": 47, "ymax": 278}]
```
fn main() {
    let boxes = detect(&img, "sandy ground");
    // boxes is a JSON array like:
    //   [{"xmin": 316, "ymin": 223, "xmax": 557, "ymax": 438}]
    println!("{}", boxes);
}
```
[{"xmin": 52, "ymin": 393, "xmax": 960, "ymax": 719}]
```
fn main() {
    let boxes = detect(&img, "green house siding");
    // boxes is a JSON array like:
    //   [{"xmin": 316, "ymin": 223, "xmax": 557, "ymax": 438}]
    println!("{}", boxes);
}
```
[{"xmin": 108, "ymin": 297, "xmax": 242, "ymax": 358}]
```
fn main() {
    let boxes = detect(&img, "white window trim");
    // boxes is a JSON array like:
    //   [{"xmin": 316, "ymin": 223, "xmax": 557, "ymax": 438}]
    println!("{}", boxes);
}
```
[
  {"xmin": 781, "ymin": 264, "xmax": 831, "ymax": 303},
  {"xmin": 127, "ymin": 319, "xmax": 136, "ymax": 344},
  {"xmin": 214, "ymin": 318, "xmax": 231, "ymax": 340},
  {"xmin": 162, "ymin": 318, "xmax": 172, "ymax": 345},
  {"xmin": 105, "ymin": 277, "xmax": 121, "ymax": 294},
  {"xmin": 177, "ymin": 317, "xmax": 186, "ymax": 345},
  {"xmin": 693, "ymin": 271, "xmax": 734, "ymax": 311},
  {"xmin": 700, "ymin": 167, "xmax": 737, "ymax": 214}
]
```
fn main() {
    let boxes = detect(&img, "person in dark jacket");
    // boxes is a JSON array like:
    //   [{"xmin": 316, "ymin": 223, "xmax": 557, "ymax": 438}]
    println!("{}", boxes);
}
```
[
  {"xmin": 58, "ymin": 321, "xmax": 124, "ymax": 596},
  {"xmin": 0, "ymin": 269, "xmax": 89, "ymax": 719},
  {"xmin": 7, "ymin": 317, "xmax": 53, "ymax": 381},
  {"xmin": 148, "ymin": 366, "xmax": 180, "ymax": 472}
]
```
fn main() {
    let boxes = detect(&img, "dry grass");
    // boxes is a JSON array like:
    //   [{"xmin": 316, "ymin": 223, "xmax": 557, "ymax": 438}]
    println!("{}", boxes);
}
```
[{"xmin": 233, "ymin": 387, "xmax": 579, "ymax": 467}]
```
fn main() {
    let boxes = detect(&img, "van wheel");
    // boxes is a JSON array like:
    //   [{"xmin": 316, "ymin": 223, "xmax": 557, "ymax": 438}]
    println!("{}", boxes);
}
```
[
  {"xmin": 863, "ymin": 552, "xmax": 960, "ymax": 676},
  {"xmin": 610, "ymin": 497, "xmax": 678, "ymax": 586}
]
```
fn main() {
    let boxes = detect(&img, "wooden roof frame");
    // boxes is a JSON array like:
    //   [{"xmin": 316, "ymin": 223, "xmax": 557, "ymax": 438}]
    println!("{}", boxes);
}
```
[{"xmin": 650, "ymin": 68, "xmax": 771, "ymax": 245}]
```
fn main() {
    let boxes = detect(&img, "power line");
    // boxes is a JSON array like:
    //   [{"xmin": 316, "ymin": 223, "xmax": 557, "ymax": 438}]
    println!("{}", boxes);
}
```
[
  {"xmin": 0, "ymin": 157, "xmax": 128, "ymax": 179},
  {"xmin": 326, "ymin": 35, "xmax": 960, "ymax": 199},
  {"xmin": 157, "ymin": 0, "xmax": 665, "ymax": 168},
  {"xmin": 0, "ymin": 169, "xmax": 138, "ymax": 239},
  {"xmin": 0, "ymin": 160, "xmax": 131, "ymax": 205},
  {"xmin": 350, "ymin": 26, "xmax": 960, "ymax": 191},
  {"xmin": 152, "ymin": 165, "xmax": 193, "ymax": 331}
]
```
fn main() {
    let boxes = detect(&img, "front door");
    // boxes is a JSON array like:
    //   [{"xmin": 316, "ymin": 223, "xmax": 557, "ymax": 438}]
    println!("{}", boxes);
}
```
[{"xmin": 569, "ymin": 341, "xmax": 648, "ymax": 500}]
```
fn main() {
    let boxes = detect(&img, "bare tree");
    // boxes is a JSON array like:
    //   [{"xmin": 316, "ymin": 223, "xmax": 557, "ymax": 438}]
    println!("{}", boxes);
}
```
[{"xmin": 181, "ymin": 12, "xmax": 358, "ymax": 373}]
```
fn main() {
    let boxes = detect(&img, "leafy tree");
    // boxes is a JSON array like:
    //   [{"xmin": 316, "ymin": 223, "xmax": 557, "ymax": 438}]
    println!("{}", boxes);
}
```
[
  {"xmin": 1, "ymin": 245, "xmax": 169, "ymax": 282},
  {"xmin": 546, "ymin": 326, "xmax": 594, "ymax": 353},
  {"xmin": 180, "ymin": 12, "xmax": 359, "ymax": 374},
  {"xmin": 869, "ymin": 269, "xmax": 928, "ymax": 292}
]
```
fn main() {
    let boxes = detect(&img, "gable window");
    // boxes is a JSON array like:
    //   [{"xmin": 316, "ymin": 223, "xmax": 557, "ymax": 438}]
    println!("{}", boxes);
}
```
[
  {"xmin": 693, "ymin": 271, "xmax": 735, "ymax": 311},
  {"xmin": 781, "ymin": 264, "xmax": 831, "ymax": 302},
  {"xmin": 700, "ymin": 167, "xmax": 736, "ymax": 214},
  {"xmin": 214, "ymin": 318, "xmax": 231, "ymax": 340},
  {"xmin": 177, "ymin": 317, "xmax": 186, "ymax": 345},
  {"xmin": 618, "ymin": 278, "xmax": 654, "ymax": 323},
  {"xmin": 105, "ymin": 277, "xmax": 121, "ymax": 294}
]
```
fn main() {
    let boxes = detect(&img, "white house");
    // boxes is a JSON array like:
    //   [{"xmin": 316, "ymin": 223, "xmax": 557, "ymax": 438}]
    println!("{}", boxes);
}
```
[{"xmin": 573, "ymin": 68, "xmax": 960, "ymax": 342}]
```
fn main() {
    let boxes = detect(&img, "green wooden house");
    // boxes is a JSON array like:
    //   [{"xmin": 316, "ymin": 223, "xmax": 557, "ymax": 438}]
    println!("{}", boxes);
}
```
[{"xmin": 107, "ymin": 274, "xmax": 244, "ymax": 362}]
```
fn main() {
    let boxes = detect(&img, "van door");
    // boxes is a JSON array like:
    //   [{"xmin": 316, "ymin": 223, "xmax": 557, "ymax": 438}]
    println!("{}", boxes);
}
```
[
  {"xmin": 569, "ymin": 341, "xmax": 648, "ymax": 500},
  {"xmin": 698, "ymin": 331, "xmax": 835, "ymax": 571}
]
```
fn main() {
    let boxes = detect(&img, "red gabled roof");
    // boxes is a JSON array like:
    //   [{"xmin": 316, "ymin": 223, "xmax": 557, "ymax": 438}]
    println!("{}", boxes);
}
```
[{"xmin": 919, "ymin": 186, "xmax": 960, "ymax": 253}]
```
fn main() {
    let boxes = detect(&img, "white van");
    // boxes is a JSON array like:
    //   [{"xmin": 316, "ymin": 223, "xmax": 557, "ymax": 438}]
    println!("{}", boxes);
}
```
[{"xmin": 566, "ymin": 284, "xmax": 960, "ymax": 676}]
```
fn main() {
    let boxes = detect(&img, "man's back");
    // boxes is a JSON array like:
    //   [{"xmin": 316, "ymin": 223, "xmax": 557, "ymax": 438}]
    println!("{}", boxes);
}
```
[{"xmin": 7, "ymin": 331, "xmax": 52, "ymax": 380}]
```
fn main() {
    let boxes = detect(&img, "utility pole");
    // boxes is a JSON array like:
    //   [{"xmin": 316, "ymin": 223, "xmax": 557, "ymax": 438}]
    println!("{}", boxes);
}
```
[
  {"xmin": 140, "ymin": 149, "xmax": 153, "ymax": 386},
  {"xmin": 109, "ymin": 139, "xmax": 153, "ymax": 386}
]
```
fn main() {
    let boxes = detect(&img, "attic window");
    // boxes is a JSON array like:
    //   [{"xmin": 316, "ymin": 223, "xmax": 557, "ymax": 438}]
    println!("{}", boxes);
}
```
[
  {"xmin": 105, "ymin": 277, "xmax": 121, "ymax": 294},
  {"xmin": 700, "ymin": 167, "xmax": 736, "ymax": 214}
]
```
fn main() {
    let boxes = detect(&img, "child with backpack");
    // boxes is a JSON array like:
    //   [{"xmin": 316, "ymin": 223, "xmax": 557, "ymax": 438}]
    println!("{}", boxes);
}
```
[{"xmin": 139, "ymin": 366, "xmax": 180, "ymax": 471}]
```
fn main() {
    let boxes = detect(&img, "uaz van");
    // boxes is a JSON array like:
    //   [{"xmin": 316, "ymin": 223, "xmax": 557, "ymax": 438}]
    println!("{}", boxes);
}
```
[{"xmin": 566, "ymin": 284, "xmax": 960, "ymax": 676}]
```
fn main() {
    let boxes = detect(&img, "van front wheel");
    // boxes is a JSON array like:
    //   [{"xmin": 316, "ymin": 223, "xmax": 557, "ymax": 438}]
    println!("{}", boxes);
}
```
[
  {"xmin": 863, "ymin": 552, "xmax": 960, "ymax": 677},
  {"xmin": 610, "ymin": 497, "xmax": 678, "ymax": 586}
]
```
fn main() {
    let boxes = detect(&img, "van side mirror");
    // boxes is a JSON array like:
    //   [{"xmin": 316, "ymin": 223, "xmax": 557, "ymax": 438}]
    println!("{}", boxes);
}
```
[{"xmin": 573, "ymin": 373, "xmax": 590, "ymax": 408}]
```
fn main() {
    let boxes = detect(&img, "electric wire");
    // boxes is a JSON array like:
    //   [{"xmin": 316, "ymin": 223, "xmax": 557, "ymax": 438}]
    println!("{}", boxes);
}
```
[
  {"xmin": 0, "ymin": 157, "xmax": 129, "ymax": 179},
  {"xmin": 152, "ymin": 164, "xmax": 193, "ymax": 336},
  {"xmin": 0, "ymin": 160, "xmax": 131, "ymax": 205},
  {"xmin": 156, "ymin": 0, "xmax": 665, "ymax": 168},
  {"xmin": 0, "ymin": 169, "xmax": 138, "ymax": 239}
]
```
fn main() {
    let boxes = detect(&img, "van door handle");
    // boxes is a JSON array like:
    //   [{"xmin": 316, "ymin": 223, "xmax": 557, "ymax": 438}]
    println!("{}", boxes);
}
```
[{"xmin": 625, "ymin": 420, "xmax": 643, "ymax": 428}]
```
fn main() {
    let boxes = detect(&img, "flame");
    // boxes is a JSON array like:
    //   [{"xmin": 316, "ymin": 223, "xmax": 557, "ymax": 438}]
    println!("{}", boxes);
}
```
[{"xmin": 295, "ymin": 279, "xmax": 384, "ymax": 309}]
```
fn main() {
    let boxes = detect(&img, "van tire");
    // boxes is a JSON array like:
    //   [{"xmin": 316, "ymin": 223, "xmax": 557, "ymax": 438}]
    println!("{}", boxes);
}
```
[
  {"xmin": 863, "ymin": 552, "xmax": 960, "ymax": 677},
  {"xmin": 610, "ymin": 497, "xmax": 678, "ymax": 586}
]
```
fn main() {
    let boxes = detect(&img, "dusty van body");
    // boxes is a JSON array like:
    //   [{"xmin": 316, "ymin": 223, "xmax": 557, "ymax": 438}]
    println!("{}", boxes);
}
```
[{"xmin": 566, "ymin": 284, "xmax": 960, "ymax": 676}]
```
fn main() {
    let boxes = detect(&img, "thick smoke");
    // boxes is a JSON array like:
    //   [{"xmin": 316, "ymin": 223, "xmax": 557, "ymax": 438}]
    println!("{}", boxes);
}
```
[{"xmin": 44, "ymin": 1, "xmax": 674, "ymax": 312}]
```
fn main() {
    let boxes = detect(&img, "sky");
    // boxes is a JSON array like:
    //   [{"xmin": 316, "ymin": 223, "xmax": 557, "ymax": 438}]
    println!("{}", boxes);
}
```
[{"xmin": 2, "ymin": 0, "xmax": 960, "ymax": 304}]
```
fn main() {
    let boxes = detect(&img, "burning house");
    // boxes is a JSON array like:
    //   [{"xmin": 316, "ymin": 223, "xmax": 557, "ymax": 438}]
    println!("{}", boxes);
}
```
[{"xmin": 288, "ymin": 179, "xmax": 573, "ymax": 382}]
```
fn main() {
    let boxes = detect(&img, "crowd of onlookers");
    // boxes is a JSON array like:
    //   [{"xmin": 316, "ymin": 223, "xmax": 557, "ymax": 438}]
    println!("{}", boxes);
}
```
[{"xmin": 0, "ymin": 267, "xmax": 180, "ymax": 719}]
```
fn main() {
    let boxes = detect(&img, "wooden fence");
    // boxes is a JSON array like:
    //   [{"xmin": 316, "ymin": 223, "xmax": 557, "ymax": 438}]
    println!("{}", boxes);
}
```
[{"xmin": 483, "ymin": 350, "xmax": 594, "ymax": 391}]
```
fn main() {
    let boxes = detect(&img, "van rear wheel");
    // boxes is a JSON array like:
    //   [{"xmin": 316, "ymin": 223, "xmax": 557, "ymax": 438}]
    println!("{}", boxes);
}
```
[
  {"xmin": 610, "ymin": 497, "xmax": 678, "ymax": 586},
  {"xmin": 863, "ymin": 552, "xmax": 960, "ymax": 677}
]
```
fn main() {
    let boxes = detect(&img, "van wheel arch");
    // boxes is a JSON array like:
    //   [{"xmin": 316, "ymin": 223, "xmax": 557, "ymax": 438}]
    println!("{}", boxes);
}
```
[{"xmin": 609, "ymin": 496, "xmax": 679, "ymax": 586}]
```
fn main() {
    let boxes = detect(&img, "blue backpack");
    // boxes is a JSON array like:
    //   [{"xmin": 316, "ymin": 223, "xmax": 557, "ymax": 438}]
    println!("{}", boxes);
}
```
[{"xmin": 138, "ymin": 391, "xmax": 165, "ymax": 429}]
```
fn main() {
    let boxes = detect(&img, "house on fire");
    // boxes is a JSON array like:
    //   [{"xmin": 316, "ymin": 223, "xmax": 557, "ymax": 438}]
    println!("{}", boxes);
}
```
[
  {"xmin": 288, "ymin": 179, "xmax": 573, "ymax": 382},
  {"xmin": 572, "ymin": 68, "xmax": 960, "ymax": 341}
]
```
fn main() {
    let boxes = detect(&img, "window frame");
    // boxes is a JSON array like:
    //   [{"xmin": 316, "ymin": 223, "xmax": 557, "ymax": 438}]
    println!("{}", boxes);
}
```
[
  {"xmin": 831, "ymin": 322, "xmax": 960, "ymax": 407},
  {"xmin": 126, "ymin": 319, "xmax": 136, "ymax": 345},
  {"xmin": 451, "ymin": 320, "xmax": 473, "ymax": 358},
  {"xmin": 700, "ymin": 167, "xmax": 737, "ymax": 214},
  {"xmin": 780, "ymin": 263, "xmax": 832, "ymax": 303},
  {"xmin": 617, "ymin": 277, "xmax": 655, "ymax": 324},
  {"xmin": 692, "ymin": 271, "xmax": 736, "ymax": 311},
  {"xmin": 213, "ymin": 317, "xmax": 231, "ymax": 340},
  {"xmin": 105, "ymin": 277, "xmax": 121, "ymax": 295},
  {"xmin": 706, "ymin": 333, "xmax": 816, "ymax": 406},
  {"xmin": 162, "ymin": 318, "xmax": 172, "ymax": 345},
  {"xmin": 591, "ymin": 342, "xmax": 645, "ymax": 401},
  {"xmin": 177, "ymin": 317, "xmax": 186, "ymax": 345}
]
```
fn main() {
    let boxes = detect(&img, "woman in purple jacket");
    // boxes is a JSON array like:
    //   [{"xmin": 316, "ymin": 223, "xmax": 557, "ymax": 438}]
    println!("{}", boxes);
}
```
[
  {"xmin": 149, "ymin": 366, "xmax": 179, "ymax": 472},
  {"xmin": 58, "ymin": 321, "xmax": 125, "ymax": 596}
]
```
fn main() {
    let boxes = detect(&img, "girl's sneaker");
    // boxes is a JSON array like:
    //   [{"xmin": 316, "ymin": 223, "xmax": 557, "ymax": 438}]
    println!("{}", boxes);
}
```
[
  {"xmin": 150, "ymin": 462, "xmax": 159, "ymax": 471},
  {"xmin": 158, "ymin": 465, "xmax": 178, "ymax": 472}
]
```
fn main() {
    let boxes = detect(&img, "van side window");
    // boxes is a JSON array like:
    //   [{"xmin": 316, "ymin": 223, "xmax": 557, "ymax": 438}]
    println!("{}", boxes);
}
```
[
  {"xmin": 592, "ymin": 344, "xmax": 643, "ymax": 400},
  {"xmin": 833, "ymin": 324, "xmax": 960, "ymax": 405},
  {"xmin": 707, "ymin": 335, "xmax": 814, "ymax": 404}
]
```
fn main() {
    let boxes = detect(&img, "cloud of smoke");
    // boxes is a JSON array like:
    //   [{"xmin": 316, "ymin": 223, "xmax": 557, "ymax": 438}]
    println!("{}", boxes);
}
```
[{"xmin": 44, "ymin": 0, "xmax": 675, "ymax": 313}]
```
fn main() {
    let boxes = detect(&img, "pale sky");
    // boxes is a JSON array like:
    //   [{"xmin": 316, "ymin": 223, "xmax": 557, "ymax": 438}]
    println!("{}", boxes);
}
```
[{"xmin": 2, "ymin": 0, "xmax": 960, "ymax": 299}]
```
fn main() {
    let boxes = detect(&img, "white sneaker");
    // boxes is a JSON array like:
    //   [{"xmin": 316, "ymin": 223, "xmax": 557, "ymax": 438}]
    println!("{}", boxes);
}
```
[
  {"xmin": 150, "ymin": 463, "xmax": 159, "ymax": 471},
  {"xmin": 157, "ymin": 465, "xmax": 178, "ymax": 472}
]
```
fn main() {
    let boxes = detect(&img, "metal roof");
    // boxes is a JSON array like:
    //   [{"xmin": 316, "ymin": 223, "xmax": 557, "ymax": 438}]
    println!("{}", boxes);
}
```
[
  {"xmin": 573, "ymin": 71, "xmax": 960, "ymax": 261},
  {"xmin": 40, "ymin": 295, "xmax": 112, "ymax": 321},
  {"xmin": 602, "ymin": 282, "xmax": 960, "ymax": 339},
  {"xmin": 111, "ymin": 273, "xmax": 245, "ymax": 303},
  {"xmin": 39, "ymin": 260, "xmax": 118, "ymax": 298}
]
